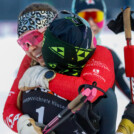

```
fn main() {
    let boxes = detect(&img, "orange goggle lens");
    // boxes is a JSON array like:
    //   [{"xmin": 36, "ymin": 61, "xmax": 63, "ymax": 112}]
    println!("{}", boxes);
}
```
[{"xmin": 78, "ymin": 11, "xmax": 104, "ymax": 23}]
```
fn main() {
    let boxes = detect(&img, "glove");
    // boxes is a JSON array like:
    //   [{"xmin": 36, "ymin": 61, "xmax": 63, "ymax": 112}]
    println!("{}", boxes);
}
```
[
  {"xmin": 116, "ymin": 119, "xmax": 134, "ymax": 134},
  {"xmin": 122, "ymin": 102, "xmax": 134, "ymax": 123},
  {"xmin": 17, "ymin": 115, "xmax": 42, "ymax": 134},
  {"xmin": 107, "ymin": 9, "xmax": 134, "ymax": 34},
  {"xmin": 19, "ymin": 65, "xmax": 56, "ymax": 91},
  {"xmin": 116, "ymin": 102, "xmax": 134, "ymax": 134}
]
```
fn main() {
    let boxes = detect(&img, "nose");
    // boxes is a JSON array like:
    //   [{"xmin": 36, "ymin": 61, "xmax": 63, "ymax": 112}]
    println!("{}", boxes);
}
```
[{"xmin": 88, "ymin": 18, "xmax": 96, "ymax": 26}]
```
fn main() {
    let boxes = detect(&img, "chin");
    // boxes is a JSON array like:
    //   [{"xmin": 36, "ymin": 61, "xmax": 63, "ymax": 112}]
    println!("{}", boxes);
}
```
[{"xmin": 39, "ymin": 62, "xmax": 45, "ymax": 67}]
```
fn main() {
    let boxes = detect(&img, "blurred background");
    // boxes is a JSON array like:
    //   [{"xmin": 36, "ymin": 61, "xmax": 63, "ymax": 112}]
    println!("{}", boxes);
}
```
[
  {"xmin": 0, "ymin": 0, "xmax": 133, "ymax": 36},
  {"xmin": 0, "ymin": 0, "xmax": 133, "ymax": 134}
]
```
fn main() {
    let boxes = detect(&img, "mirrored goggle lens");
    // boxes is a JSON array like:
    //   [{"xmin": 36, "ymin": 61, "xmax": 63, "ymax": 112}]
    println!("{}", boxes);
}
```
[
  {"xmin": 17, "ymin": 30, "xmax": 44, "ymax": 51},
  {"xmin": 78, "ymin": 11, "xmax": 104, "ymax": 23}
]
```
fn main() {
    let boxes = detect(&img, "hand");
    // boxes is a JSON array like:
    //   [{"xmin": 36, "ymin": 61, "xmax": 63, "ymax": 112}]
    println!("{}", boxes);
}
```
[
  {"xmin": 17, "ymin": 115, "xmax": 42, "ymax": 134},
  {"xmin": 19, "ymin": 65, "xmax": 55, "ymax": 91}
]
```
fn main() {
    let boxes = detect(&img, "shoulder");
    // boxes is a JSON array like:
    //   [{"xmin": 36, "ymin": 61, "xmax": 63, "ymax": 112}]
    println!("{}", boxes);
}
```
[
  {"xmin": 22, "ymin": 55, "xmax": 32, "ymax": 63},
  {"xmin": 20, "ymin": 55, "xmax": 33, "ymax": 68},
  {"xmin": 91, "ymin": 45, "xmax": 113, "ymax": 61},
  {"xmin": 96, "ymin": 45, "xmax": 111, "ymax": 53},
  {"xmin": 16, "ymin": 55, "xmax": 32, "ymax": 78}
]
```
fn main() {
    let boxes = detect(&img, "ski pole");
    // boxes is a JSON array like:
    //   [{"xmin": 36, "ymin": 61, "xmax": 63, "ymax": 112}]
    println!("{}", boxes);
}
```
[
  {"xmin": 123, "ymin": 7, "xmax": 134, "ymax": 103},
  {"xmin": 42, "ymin": 94, "xmax": 86, "ymax": 134},
  {"xmin": 42, "ymin": 84, "xmax": 106, "ymax": 134}
]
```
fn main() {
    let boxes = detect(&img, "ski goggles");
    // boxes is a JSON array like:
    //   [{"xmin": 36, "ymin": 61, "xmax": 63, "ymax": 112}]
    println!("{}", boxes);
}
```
[
  {"xmin": 78, "ymin": 10, "xmax": 104, "ymax": 23},
  {"xmin": 17, "ymin": 28, "xmax": 45, "ymax": 51}
]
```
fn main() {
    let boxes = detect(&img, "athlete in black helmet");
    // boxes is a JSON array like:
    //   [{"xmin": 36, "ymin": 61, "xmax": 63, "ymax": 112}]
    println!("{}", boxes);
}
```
[{"xmin": 19, "ymin": 12, "xmax": 117, "ymax": 134}]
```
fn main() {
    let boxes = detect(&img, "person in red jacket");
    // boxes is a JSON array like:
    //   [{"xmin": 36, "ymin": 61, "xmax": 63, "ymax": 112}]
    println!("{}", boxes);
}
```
[
  {"xmin": 17, "ymin": 11, "xmax": 117, "ymax": 134},
  {"xmin": 71, "ymin": 0, "xmax": 131, "ymax": 99},
  {"xmin": 2, "ymin": 3, "xmax": 58, "ymax": 134},
  {"xmin": 3, "ymin": 3, "xmax": 117, "ymax": 134}
]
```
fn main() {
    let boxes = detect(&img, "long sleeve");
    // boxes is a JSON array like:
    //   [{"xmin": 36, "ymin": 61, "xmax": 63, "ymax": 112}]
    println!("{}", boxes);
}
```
[
  {"xmin": 3, "ymin": 55, "xmax": 31, "ymax": 133},
  {"xmin": 49, "ymin": 46, "xmax": 115, "ymax": 102},
  {"xmin": 109, "ymin": 49, "xmax": 131, "ymax": 99}
]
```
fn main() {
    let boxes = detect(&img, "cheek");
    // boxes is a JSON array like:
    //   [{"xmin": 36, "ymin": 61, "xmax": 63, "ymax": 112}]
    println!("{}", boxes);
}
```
[
  {"xmin": 93, "ymin": 36, "xmax": 97, "ymax": 47},
  {"xmin": 96, "ymin": 20, "xmax": 104, "ymax": 29},
  {"xmin": 38, "ymin": 41, "xmax": 43, "ymax": 47},
  {"xmin": 25, "ymin": 52, "xmax": 37, "ymax": 61},
  {"xmin": 37, "ymin": 41, "xmax": 43, "ymax": 51}
]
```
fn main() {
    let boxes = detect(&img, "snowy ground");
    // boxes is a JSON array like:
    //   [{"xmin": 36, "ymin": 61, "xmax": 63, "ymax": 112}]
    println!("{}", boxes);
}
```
[{"xmin": 0, "ymin": 27, "xmax": 132, "ymax": 133}]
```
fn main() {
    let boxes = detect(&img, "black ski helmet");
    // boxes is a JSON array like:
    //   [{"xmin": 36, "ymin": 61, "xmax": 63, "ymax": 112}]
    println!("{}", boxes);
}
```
[
  {"xmin": 42, "ymin": 11, "xmax": 96, "ymax": 76},
  {"xmin": 72, "ymin": 0, "xmax": 106, "ymax": 14}
]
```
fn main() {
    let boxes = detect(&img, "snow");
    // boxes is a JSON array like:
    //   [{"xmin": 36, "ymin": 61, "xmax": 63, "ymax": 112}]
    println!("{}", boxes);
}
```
[
  {"xmin": 0, "ymin": 35, "xmax": 25, "ymax": 134},
  {"xmin": 0, "ymin": 29, "xmax": 131, "ymax": 133}
]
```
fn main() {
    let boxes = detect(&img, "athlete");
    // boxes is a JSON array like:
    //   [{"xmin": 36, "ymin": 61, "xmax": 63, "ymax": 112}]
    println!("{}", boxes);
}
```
[
  {"xmin": 3, "ymin": 3, "xmax": 117, "ymax": 134},
  {"xmin": 71, "ymin": 0, "xmax": 131, "ymax": 99},
  {"xmin": 3, "ymin": 3, "xmax": 58, "ymax": 134},
  {"xmin": 18, "ymin": 12, "xmax": 117, "ymax": 134}
]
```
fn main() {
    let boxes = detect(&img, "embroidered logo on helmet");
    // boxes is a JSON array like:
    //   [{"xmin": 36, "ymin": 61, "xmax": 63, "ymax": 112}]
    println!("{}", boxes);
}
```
[{"xmin": 85, "ymin": 0, "xmax": 95, "ymax": 5}]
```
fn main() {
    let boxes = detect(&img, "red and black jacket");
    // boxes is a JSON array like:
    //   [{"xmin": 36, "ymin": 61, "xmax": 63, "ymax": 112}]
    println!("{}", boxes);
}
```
[{"xmin": 3, "ymin": 45, "xmax": 115, "ymax": 133}]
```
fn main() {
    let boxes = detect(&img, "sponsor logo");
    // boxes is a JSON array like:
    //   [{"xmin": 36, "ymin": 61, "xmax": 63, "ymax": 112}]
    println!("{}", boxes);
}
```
[
  {"xmin": 23, "ymin": 96, "xmax": 66, "ymax": 109},
  {"xmin": 8, "ymin": 91, "xmax": 15, "ymax": 96},
  {"xmin": 25, "ymin": 88, "xmax": 67, "ymax": 101},
  {"xmin": 85, "ymin": 0, "xmax": 95, "ymax": 5},
  {"xmin": 5, "ymin": 113, "xmax": 21, "ymax": 128},
  {"xmin": 93, "ymin": 69, "xmax": 100, "ymax": 74},
  {"xmin": 85, "ymin": 59, "xmax": 110, "ymax": 72}
]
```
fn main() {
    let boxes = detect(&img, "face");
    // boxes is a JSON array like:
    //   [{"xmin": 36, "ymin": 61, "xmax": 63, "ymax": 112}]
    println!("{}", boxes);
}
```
[
  {"xmin": 88, "ymin": 18, "xmax": 101, "ymax": 35},
  {"xmin": 18, "ymin": 27, "xmax": 47, "ymax": 66},
  {"xmin": 78, "ymin": 9, "xmax": 104, "ymax": 35},
  {"xmin": 26, "ymin": 39, "xmax": 45, "ymax": 66}
]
